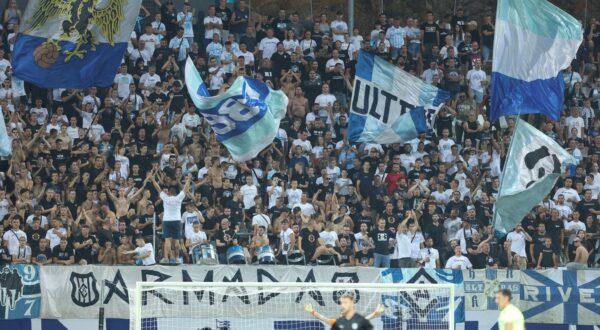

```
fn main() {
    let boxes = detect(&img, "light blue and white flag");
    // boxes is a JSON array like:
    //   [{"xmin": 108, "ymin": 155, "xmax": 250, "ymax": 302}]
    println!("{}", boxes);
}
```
[
  {"xmin": 0, "ymin": 112, "xmax": 11, "ymax": 156},
  {"xmin": 494, "ymin": 119, "xmax": 575, "ymax": 234},
  {"xmin": 490, "ymin": 0, "xmax": 582, "ymax": 122},
  {"xmin": 185, "ymin": 58, "xmax": 288, "ymax": 161},
  {"xmin": 13, "ymin": 0, "xmax": 142, "ymax": 88},
  {"xmin": 348, "ymin": 51, "xmax": 449, "ymax": 144}
]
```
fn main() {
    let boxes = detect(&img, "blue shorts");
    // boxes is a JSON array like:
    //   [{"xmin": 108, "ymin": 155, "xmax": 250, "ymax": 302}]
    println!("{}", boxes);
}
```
[{"xmin": 163, "ymin": 221, "xmax": 182, "ymax": 239}]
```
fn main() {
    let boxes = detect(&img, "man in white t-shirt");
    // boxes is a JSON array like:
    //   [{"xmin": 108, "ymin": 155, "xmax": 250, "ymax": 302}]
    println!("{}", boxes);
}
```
[
  {"xmin": 293, "ymin": 193, "xmax": 316, "ymax": 216},
  {"xmin": 259, "ymin": 28, "xmax": 280, "ymax": 60},
  {"xmin": 139, "ymin": 66, "xmax": 162, "ymax": 97},
  {"xmin": 251, "ymin": 206, "xmax": 272, "ymax": 234},
  {"xmin": 181, "ymin": 106, "xmax": 202, "ymax": 138},
  {"xmin": 186, "ymin": 221, "xmax": 208, "ymax": 263},
  {"xmin": 114, "ymin": 64, "xmax": 134, "ymax": 98},
  {"xmin": 267, "ymin": 177, "xmax": 283, "ymax": 209},
  {"xmin": 139, "ymin": 25, "xmax": 159, "ymax": 56},
  {"xmin": 279, "ymin": 220, "xmax": 295, "ymax": 260},
  {"xmin": 182, "ymin": 203, "xmax": 204, "ymax": 239},
  {"xmin": 204, "ymin": 5, "xmax": 223, "ymax": 47},
  {"xmin": 330, "ymin": 11, "xmax": 348, "ymax": 43},
  {"xmin": 286, "ymin": 180, "xmax": 303, "ymax": 209},
  {"xmin": 240, "ymin": 176, "xmax": 258, "ymax": 210},
  {"xmin": 565, "ymin": 107, "xmax": 585, "ymax": 139},
  {"xmin": 506, "ymin": 224, "xmax": 532, "ymax": 269},
  {"xmin": 151, "ymin": 174, "xmax": 191, "ymax": 264},
  {"xmin": 553, "ymin": 177, "xmax": 580, "ymax": 209},
  {"xmin": 3, "ymin": 218, "xmax": 27, "ymax": 255},
  {"xmin": 314, "ymin": 84, "xmax": 337, "ymax": 112},
  {"xmin": 419, "ymin": 237, "xmax": 440, "ymax": 268},
  {"xmin": 236, "ymin": 42, "xmax": 255, "ymax": 66},
  {"xmin": 466, "ymin": 60, "xmax": 487, "ymax": 103},
  {"xmin": 445, "ymin": 245, "xmax": 472, "ymax": 269},
  {"xmin": 123, "ymin": 236, "xmax": 156, "ymax": 266},
  {"xmin": 325, "ymin": 50, "xmax": 344, "ymax": 73}
]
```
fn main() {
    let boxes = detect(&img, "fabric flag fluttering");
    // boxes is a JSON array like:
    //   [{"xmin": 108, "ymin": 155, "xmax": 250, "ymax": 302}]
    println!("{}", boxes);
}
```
[
  {"xmin": 184, "ymin": 58, "xmax": 288, "ymax": 161},
  {"xmin": 490, "ymin": 0, "xmax": 583, "ymax": 122},
  {"xmin": 348, "ymin": 51, "xmax": 449, "ymax": 144},
  {"xmin": 13, "ymin": 0, "xmax": 142, "ymax": 88},
  {"xmin": 0, "ymin": 113, "xmax": 11, "ymax": 156},
  {"xmin": 493, "ymin": 119, "xmax": 575, "ymax": 234}
]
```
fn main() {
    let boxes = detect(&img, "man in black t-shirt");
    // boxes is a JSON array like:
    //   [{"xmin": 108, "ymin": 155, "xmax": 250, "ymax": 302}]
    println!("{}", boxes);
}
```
[
  {"xmin": 537, "ymin": 237, "xmax": 557, "ymax": 269},
  {"xmin": 332, "ymin": 294, "xmax": 374, "ymax": 330},
  {"xmin": 32, "ymin": 238, "xmax": 53, "ymax": 265},
  {"xmin": 74, "ymin": 225, "xmax": 99, "ymax": 265},
  {"xmin": 215, "ymin": 218, "xmax": 237, "ymax": 264},
  {"xmin": 355, "ymin": 243, "xmax": 374, "ymax": 266},
  {"xmin": 420, "ymin": 11, "xmax": 440, "ymax": 58},
  {"xmin": 576, "ymin": 190, "xmax": 599, "ymax": 220},
  {"xmin": 334, "ymin": 237, "xmax": 355, "ymax": 266},
  {"xmin": 299, "ymin": 219, "xmax": 319, "ymax": 261},
  {"xmin": 52, "ymin": 238, "xmax": 74, "ymax": 265},
  {"xmin": 26, "ymin": 217, "xmax": 46, "ymax": 251},
  {"xmin": 368, "ymin": 219, "xmax": 394, "ymax": 267}
]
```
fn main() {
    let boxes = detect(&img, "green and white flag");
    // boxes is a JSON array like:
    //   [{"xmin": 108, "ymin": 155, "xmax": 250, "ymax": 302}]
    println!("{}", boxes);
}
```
[{"xmin": 494, "ymin": 119, "xmax": 576, "ymax": 234}]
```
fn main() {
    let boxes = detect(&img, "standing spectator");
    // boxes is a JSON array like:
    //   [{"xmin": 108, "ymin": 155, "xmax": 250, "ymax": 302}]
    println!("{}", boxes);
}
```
[
  {"xmin": 386, "ymin": 18, "xmax": 406, "ymax": 60},
  {"xmin": 230, "ymin": 0, "xmax": 250, "ymax": 41},
  {"xmin": 330, "ymin": 11, "xmax": 348, "ymax": 43},
  {"xmin": 369, "ymin": 219, "xmax": 394, "ymax": 267},
  {"xmin": 421, "ymin": 11, "xmax": 440, "ymax": 59},
  {"xmin": 480, "ymin": 15, "xmax": 494, "ymax": 62},
  {"xmin": 214, "ymin": 0, "xmax": 232, "ymax": 42},
  {"xmin": 170, "ymin": 27, "xmax": 191, "ymax": 66},
  {"xmin": 506, "ymin": 224, "xmax": 532, "ymax": 269},
  {"xmin": 151, "ymin": 173, "xmax": 192, "ymax": 264},
  {"xmin": 445, "ymin": 245, "xmax": 472, "ymax": 269},
  {"xmin": 466, "ymin": 59, "xmax": 487, "ymax": 103}
]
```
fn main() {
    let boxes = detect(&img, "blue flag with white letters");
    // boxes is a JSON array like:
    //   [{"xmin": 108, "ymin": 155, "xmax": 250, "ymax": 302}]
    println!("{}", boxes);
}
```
[
  {"xmin": 13, "ymin": 0, "xmax": 142, "ymax": 88},
  {"xmin": 348, "ymin": 51, "xmax": 449, "ymax": 144},
  {"xmin": 185, "ymin": 58, "xmax": 288, "ymax": 161}
]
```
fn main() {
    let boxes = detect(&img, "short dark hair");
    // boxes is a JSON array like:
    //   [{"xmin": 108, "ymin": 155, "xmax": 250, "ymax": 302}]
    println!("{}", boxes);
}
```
[{"xmin": 498, "ymin": 288, "xmax": 512, "ymax": 300}]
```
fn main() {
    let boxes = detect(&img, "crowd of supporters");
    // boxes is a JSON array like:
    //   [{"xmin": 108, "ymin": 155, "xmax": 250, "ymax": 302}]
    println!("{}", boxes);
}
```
[{"xmin": 0, "ymin": 0, "xmax": 599, "ymax": 269}]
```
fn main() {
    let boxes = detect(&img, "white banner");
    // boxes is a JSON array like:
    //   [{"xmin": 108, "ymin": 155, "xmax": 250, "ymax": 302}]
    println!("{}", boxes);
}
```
[{"xmin": 40, "ymin": 265, "xmax": 463, "ymax": 323}]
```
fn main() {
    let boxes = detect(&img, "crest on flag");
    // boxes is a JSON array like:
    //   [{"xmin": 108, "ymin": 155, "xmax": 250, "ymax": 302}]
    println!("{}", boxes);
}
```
[
  {"xmin": 493, "ymin": 119, "xmax": 575, "ymax": 234},
  {"xmin": 70, "ymin": 271, "xmax": 99, "ymax": 307},
  {"xmin": 26, "ymin": 0, "xmax": 126, "ymax": 67}
]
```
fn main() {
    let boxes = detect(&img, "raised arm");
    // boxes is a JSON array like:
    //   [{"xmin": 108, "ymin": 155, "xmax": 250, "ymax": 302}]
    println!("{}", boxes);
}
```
[{"xmin": 304, "ymin": 304, "xmax": 334, "ymax": 326}]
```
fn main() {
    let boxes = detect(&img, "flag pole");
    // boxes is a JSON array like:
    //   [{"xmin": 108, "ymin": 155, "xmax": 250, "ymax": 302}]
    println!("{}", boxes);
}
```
[{"xmin": 491, "ymin": 114, "xmax": 523, "ymax": 237}]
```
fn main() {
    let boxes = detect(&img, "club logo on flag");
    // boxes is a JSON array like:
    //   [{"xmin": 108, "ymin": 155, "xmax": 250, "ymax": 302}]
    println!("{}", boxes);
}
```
[
  {"xmin": 26, "ymin": 0, "xmax": 128, "ymax": 67},
  {"xmin": 13, "ymin": 0, "xmax": 142, "ymax": 88},
  {"xmin": 70, "ymin": 272, "xmax": 99, "ymax": 307}
]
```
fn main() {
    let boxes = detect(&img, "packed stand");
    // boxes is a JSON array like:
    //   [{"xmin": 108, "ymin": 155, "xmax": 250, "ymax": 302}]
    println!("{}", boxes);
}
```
[{"xmin": 0, "ymin": 0, "xmax": 599, "ymax": 270}]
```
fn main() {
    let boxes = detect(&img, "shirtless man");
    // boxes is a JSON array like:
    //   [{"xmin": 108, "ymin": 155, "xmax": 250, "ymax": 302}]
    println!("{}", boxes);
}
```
[
  {"xmin": 105, "ymin": 175, "xmax": 150, "ymax": 218},
  {"xmin": 117, "ymin": 235, "xmax": 136, "ymax": 265},
  {"xmin": 566, "ymin": 238, "xmax": 589, "ymax": 269}
]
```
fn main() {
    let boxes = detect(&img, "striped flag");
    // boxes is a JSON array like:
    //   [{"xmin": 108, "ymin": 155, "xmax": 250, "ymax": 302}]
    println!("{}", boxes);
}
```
[
  {"xmin": 490, "ymin": 0, "xmax": 583, "ymax": 122},
  {"xmin": 348, "ymin": 51, "xmax": 449, "ymax": 144},
  {"xmin": 185, "ymin": 58, "xmax": 288, "ymax": 161}
]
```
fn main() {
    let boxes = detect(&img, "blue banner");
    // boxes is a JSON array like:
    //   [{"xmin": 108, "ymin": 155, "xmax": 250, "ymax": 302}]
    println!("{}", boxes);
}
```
[{"xmin": 0, "ymin": 265, "xmax": 41, "ymax": 319}]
